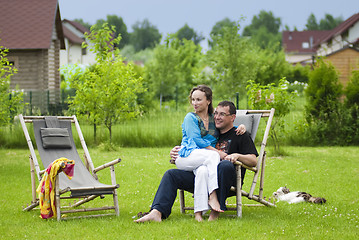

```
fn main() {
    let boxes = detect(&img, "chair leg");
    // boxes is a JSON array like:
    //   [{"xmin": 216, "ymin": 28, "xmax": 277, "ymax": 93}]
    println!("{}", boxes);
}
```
[
  {"xmin": 55, "ymin": 175, "xmax": 61, "ymax": 221},
  {"xmin": 110, "ymin": 165, "xmax": 120, "ymax": 216},
  {"xmin": 236, "ymin": 165, "xmax": 242, "ymax": 218},
  {"xmin": 259, "ymin": 151, "xmax": 267, "ymax": 200},
  {"xmin": 179, "ymin": 189, "xmax": 185, "ymax": 214}
]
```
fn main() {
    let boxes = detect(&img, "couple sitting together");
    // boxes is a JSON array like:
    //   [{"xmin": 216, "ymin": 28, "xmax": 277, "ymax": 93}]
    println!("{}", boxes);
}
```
[{"xmin": 135, "ymin": 85, "xmax": 258, "ymax": 222}]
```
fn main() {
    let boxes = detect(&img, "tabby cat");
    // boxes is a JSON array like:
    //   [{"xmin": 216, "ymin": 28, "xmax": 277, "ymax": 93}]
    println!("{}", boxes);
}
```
[{"xmin": 273, "ymin": 187, "xmax": 326, "ymax": 204}]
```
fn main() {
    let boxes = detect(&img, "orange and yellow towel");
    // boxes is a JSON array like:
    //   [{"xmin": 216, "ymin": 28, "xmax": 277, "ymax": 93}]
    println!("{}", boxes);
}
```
[{"xmin": 36, "ymin": 158, "xmax": 75, "ymax": 219}]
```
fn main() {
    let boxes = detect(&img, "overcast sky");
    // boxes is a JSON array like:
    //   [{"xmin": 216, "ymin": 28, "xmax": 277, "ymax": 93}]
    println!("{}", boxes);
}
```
[{"xmin": 59, "ymin": 0, "xmax": 358, "ymax": 48}]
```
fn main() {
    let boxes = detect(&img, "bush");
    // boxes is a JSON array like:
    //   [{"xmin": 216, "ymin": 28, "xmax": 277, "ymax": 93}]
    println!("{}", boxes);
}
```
[
  {"xmin": 300, "ymin": 59, "xmax": 359, "ymax": 145},
  {"xmin": 305, "ymin": 58, "xmax": 342, "ymax": 122}
]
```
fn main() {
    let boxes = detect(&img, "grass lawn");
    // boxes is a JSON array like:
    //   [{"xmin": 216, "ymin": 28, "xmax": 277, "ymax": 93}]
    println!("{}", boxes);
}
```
[{"xmin": 0, "ymin": 146, "xmax": 358, "ymax": 239}]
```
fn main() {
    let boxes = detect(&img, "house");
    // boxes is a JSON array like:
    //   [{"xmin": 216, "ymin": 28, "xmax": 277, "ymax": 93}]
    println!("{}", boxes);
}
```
[
  {"xmin": 315, "ymin": 13, "xmax": 359, "ymax": 56},
  {"xmin": 282, "ymin": 30, "xmax": 330, "ymax": 64},
  {"xmin": 0, "ymin": 0, "xmax": 65, "ymax": 113},
  {"xmin": 283, "ymin": 12, "xmax": 359, "ymax": 86},
  {"xmin": 315, "ymin": 13, "xmax": 359, "ymax": 86},
  {"xmin": 60, "ymin": 19, "xmax": 96, "ymax": 66}
]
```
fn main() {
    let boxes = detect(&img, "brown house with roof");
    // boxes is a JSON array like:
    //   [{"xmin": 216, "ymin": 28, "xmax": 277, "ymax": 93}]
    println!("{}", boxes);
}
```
[
  {"xmin": 283, "ymin": 12, "xmax": 359, "ymax": 86},
  {"xmin": 282, "ymin": 30, "xmax": 330, "ymax": 64},
  {"xmin": 0, "ymin": 0, "xmax": 65, "ymax": 113}
]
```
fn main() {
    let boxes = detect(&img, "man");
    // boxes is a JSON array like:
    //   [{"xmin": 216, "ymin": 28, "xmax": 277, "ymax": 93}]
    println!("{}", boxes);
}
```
[{"xmin": 135, "ymin": 101, "xmax": 258, "ymax": 222}]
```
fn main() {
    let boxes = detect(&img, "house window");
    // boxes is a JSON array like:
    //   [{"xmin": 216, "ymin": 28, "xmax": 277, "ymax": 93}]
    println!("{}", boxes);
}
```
[
  {"xmin": 302, "ymin": 42, "xmax": 310, "ymax": 49},
  {"xmin": 82, "ymin": 38, "xmax": 87, "ymax": 55},
  {"xmin": 6, "ymin": 56, "xmax": 18, "ymax": 68}
]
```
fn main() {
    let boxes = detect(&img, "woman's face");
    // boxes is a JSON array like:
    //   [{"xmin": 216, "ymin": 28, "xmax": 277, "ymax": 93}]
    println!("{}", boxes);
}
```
[{"xmin": 191, "ymin": 90, "xmax": 210, "ymax": 114}]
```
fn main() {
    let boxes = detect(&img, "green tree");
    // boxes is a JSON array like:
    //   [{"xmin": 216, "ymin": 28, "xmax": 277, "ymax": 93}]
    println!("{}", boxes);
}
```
[
  {"xmin": 0, "ymin": 42, "xmax": 23, "ymax": 126},
  {"xmin": 67, "ymin": 23, "xmax": 145, "ymax": 142},
  {"xmin": 208, "ymin": 18, "xmax": 236, "ymax": 48},
  {"xmin": 345, "ymin": 69, "xmax": 359, "ymax": 107},
  {"xmin": 94, "ymin": 15, "xmax": 130, "ymax": 48},
  {"xmin": 254, "ymin": 45, "xmax": 292, "ymax": 85},
  {"xmin": 242, "ymin": 10, "xmax": 282, "ymax": 49},
  {"xmin": 175, "ymin": 24, "xmax": 204, "ymax": 45},
  {"xmin": 305, "ymin": 13, "xmax": 319, "ymax": 30},
  {"xmin": 206, "ymin": 22, "xmax": 259, "ymax": 98},
  {"xmin": 145, "ymin": 36, "xmax": 202, "ymax": 108},
  {"xmin": 305, "ymin": 58, "xmax": 343, "ymax": 121},
  {"xmin": 305, "ymin": 13, "xmax": 343, "ymax": 30},
  {"xmin": 247, "ymin": 78, "xmax": 295, "ymax": 154},
  {"xmin": 131, "ymin": 19, "xmax": 161, "ymax": 52},
  {"xmin": 319, "ymin": 14, "xmax": 343, "ymax": 30},
  {"xmin": 243, "ymin": 10, "xmax": 281, "ymax": 35}
]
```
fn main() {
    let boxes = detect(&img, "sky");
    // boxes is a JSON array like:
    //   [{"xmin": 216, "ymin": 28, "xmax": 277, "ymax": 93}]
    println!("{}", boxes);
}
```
[{"xmin": 59, "ymin": 0, "xmax": 358, "ymax": 49}]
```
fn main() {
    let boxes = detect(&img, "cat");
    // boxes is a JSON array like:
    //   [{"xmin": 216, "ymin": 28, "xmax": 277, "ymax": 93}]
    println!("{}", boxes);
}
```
[{"xmin": 273, "ymin": 186, "xmax": 326, "ymax": 204}]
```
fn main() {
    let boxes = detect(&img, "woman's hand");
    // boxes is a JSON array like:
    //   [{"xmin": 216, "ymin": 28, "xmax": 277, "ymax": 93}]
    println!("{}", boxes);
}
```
[
  {"xmin": 235, "ymin": 124, "xmax": 246, "ymax": 135},
  {"xmin": 169, "ymin": 146, "xmax": 181, "ymax": 164},
  {"xmin": 218, "ymin": 150, "xmax": 228, "ymax": 160}
]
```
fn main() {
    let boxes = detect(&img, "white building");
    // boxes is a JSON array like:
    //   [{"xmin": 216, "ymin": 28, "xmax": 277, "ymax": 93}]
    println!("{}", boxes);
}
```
[{"xmin": 60, "ymin": 19, "xmax": 96, "ymax": 67}]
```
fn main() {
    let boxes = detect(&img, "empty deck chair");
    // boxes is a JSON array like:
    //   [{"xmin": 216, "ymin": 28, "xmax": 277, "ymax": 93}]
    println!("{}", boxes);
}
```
[
  {"xmin": 179, "ymin": 108, "xmax": 276, "ymax": 217},
  {"xmin": 19, "ymin": 115, "xmax": 121, "ymax": 220}
]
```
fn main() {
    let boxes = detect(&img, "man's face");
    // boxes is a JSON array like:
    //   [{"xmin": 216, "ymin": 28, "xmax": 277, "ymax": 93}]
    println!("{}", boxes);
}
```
[{"xmin": 214, "ymin": 105, "xmax": 235, "ymax": 130}]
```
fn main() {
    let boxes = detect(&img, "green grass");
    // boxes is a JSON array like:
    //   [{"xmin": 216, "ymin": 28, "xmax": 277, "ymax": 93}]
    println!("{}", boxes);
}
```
[{"xmin": 0, "ymin": 146, "xmax": 358, "ymax": 239}]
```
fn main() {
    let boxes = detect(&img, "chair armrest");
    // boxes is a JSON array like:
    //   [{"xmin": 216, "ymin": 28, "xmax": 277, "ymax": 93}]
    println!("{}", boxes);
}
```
[
  {"xmin": 234, "ymin": 160, "xmax": 257, "ymax": 172},
  {"xmin": 93, "ymin": 158, "xmax": 121, "ymax": 174}
]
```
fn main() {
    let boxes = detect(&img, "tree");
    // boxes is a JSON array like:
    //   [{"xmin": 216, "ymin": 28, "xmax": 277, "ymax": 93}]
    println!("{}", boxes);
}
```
[
  {"xmin": 247, "ymin": 78, "xmax": 296, "ymax": 154},
  {"xmin": 94, "ymin": 15, "xmax": 130, "ymax": 48},
  {"xmin": 242, "ymin": 10, "xmax": 282, "ymax": 49},
  {"xmin": 305, "ymin": 13, "xmax": 343, "ymax": 30},
  {"xmin": 319, "ymin": 14, "xmax": 343, "ymax": 30},
  {"xmin": 208, "ymin": 18, "xmax": 236, "ymax": 48},
  {"xmin": 305, "ymin": 13, "xmax": 319, "ymax": 30},
  {"xmin": 131, "ymin": 19, "xmax": 161, "ymax": 52},
  {"xmin": 305, "ymin": 58, "xmax": 343, "ymax": 121},
  {"xmin": 243, "ymin": 10, "xmax": 281, "ymax": 36},
  {"xmin": 206, "ymin": 22, "xmax": 259, "ymax": 98},
  {"xmin": 145, "ymin": 36, "xmax": 202, "ymax": 108},
  {"xmin": 175, "ymin": 24, "xmax": 204, "ymax": 45},
  {"xmin": 345, "ymin": 69, "xmax": 359, "ymax": 107},
  {"xmin": 254, "ymin": 45, "xmax": 292, "ymax": 85},
  {"xmin": 67, "ymin": 23, "xmax": 145, "ymax": 142},
  {"xmin": 0, "ymin": 41, "xmax": 23, "ymax": 126}
]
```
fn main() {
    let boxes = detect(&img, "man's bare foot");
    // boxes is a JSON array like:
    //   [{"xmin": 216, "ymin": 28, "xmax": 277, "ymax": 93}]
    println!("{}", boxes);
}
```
[
  {"xmin": 208, "ymin": 191, "xmax": 224, "ymax": 213},
  {"xmin": 194, "ymin": 212, "xmax": 203, "ymax": 222},
  {"xmin": 134, "ymin": 209, "xmax": 162, "ymax": 223},
  {"xmin": 208, "ymin": 210, "xmax": 220, "ymax": 221}
]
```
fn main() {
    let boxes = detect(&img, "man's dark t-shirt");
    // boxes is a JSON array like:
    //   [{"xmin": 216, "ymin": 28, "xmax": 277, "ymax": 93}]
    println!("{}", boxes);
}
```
[{"xmin": 215, "ymin": 127, "xmax": 259, "ymax": 185}]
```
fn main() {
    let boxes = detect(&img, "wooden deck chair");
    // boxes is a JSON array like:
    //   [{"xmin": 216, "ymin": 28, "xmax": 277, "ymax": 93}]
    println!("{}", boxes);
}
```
[
  {"xmin": 19, "ymin": 115, "xmax": 121, "ymax": 221},
  {"xmin": 179, "ymin": 108, "xmax": 276, "ymax": 217}
]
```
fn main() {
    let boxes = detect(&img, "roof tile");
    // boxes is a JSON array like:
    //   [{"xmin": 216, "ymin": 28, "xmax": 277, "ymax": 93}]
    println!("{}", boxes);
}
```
[{"xmin": 0, "ymin": 0, "xmax": 59, "ymax": 49}]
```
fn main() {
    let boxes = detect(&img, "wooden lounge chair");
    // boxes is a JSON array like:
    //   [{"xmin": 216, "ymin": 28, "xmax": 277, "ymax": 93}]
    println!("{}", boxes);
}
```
[
  {"xmin": 179, "ymin": 108, "xmax": 276, "ymax": 217},
  {"xmin": 19, "ymin": 115, "xmax": 121, "ymax": 221}
]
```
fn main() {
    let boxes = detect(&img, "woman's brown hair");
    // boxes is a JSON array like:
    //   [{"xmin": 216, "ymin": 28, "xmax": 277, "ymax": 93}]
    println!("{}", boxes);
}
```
[{"xmin": 189, "ymin": 85, "xmax": 214, "ymax": 115}]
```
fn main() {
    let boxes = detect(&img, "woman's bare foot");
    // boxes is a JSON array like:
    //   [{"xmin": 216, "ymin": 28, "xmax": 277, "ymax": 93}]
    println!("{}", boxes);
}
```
[
  {"xmin": 134, "ymin": 209, "xmax": 162, "ymax": 223},
  {"xmin": 208, "ymin": 210, "xmax": 220, "ymax": 221},
  {"xmin": 194, "ymin": 212, "xmax": 203, "ymax": 222},
  {"xmin": 208, "ymin": 191, "xmax": 224, "ymax": 213}
]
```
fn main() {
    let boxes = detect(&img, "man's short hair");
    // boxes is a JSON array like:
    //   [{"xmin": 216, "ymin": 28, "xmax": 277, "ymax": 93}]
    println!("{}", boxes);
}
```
[{"xmin": 217, "ymin": 101, "xmax": 236, "ymax": 115}]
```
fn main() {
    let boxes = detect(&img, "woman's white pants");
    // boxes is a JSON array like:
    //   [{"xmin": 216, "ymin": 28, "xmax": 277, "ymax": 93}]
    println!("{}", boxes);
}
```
[{"xmin": 176, "ymin": 149, "xmax": 220, "ymax": 213}]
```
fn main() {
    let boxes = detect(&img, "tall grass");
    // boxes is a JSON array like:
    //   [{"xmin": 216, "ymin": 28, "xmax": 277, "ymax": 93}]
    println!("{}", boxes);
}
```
[
  {"xmin": 0, "ymin": 146, "xmax": 358, "ymax": 239},
  {"xmin": 0, "ymin": 95, "xmax": 315, "ymax": 149}
]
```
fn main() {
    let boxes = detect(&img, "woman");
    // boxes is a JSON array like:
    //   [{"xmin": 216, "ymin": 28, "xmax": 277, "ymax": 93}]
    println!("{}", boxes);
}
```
[{"xmin": 175, "ymin": 85, "xmax": 227, "ymax": 221}]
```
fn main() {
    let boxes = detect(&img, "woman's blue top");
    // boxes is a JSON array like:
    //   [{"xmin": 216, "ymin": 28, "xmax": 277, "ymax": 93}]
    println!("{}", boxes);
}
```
[{"xmin": 178, "ymin": 112, "xmax": 219, "ymax": 158}]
